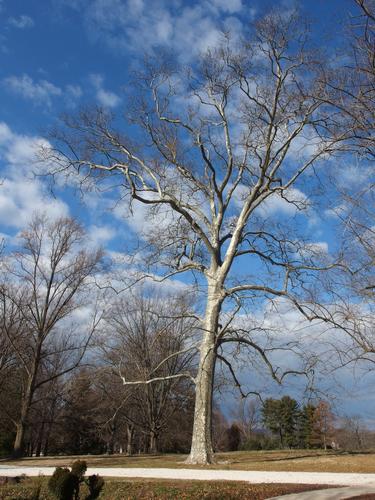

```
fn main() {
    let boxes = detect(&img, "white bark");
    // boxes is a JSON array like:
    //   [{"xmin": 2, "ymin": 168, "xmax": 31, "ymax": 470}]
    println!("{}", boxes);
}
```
[{"xmin": 186, "ymin": 277, "xmax": 223, "ymax": 464}]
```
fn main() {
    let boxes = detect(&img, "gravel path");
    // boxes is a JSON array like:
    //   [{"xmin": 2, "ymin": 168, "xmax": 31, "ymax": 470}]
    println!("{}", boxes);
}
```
[{"xmin": 1, "ymin": 466, "xmax": 375, "ymax": 487}]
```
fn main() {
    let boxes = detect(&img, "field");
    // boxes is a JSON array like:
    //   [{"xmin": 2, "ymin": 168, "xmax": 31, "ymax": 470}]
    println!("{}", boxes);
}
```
[
  {"xmin": 0, "ymin": 477, "xmax": 335, "ymax": 500},
  {"xmin": 3, "ymin": 449, "xmax": 375, "ymax": 473}
]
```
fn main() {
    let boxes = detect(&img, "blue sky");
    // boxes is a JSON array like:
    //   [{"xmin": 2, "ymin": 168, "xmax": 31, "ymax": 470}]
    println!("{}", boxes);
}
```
[
  {"xmin": 0, "ymin": 0, "xmax": 373, "ymax": 424},
  {"xmin": 0, "ymin": 0, "xmax": 355, "ymax": 243}
]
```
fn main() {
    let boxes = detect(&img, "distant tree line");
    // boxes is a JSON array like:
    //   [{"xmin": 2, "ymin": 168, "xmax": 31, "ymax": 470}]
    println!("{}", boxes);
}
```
[
  {"xmin": 261, "ymin": 397, "xmax": 335, "ymax": 450},
  {"xmin": 213, "ymin": 397, "xmax": 375, "ymax": 453}
]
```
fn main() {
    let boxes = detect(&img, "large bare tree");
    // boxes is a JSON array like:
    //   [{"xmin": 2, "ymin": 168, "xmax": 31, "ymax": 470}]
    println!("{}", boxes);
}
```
[
  {"xmin": 45, "ymin": 11, "xmax": 347, "ymax": 463},
  {"xmin": 0, "ymin": 214, "xmax": 103, "ymax": 457}
]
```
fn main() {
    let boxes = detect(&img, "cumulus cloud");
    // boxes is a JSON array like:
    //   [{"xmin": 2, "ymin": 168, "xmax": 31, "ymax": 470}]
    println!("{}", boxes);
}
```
[
  {"xmin": 8, "ymin": 15, "xmax": 35, "ymax": 29},
  {"xmin": 89, "ymin": 73, "xmax": 121, "ymax": 108},
  {"xmin": 0, "ymin": 122, "xmax": 69, "ymax": 229},
  {"xmin": 60, "ymin": 0, "xmax": 256, "ymax": 63},
  {"xmin": 0, "ymin": 178, "xmax": 69, "ymax": 229}
]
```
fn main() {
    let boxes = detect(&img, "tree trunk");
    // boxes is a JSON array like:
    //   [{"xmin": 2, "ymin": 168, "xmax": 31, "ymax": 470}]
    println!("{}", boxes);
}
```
[
  {"xmin": 13, "ymin": 422, "xmax": 26, "ymax": 458},
  {"xmin": 13, "ymin": 386, "xmax": 33, "ymax": 458},
  {"xmin": 35, "ymin": 421, "xmax": 45, "ymax": 457},
  {"xmin": 126, "ymin": 424, "xmax": 134, "ymax": 456},
  {"xmin": 13, "ymin": 342, "xmax": 40, "ymax": 458},
  {"xmin": 149, "ymin": 430, "xmax": 158, "ymax": 454},
  {"xmin": 43, "ymin": 435, "xmax": 50, "ymax": 457},
  {"xmin": 186, "ymin": 280, "xmax": 222, "ymax": 464}
]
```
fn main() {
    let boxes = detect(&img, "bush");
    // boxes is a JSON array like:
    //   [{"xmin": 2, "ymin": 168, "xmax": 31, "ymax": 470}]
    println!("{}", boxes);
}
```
[
  {"xmin": 48, "ymin": 467, "xmax": 76, "ymax": 500},
  {"xmin": 48, "ymin": 460, "xmax": 104, "ymax": 500},
  {"xmin": 71, "ymin": 460, "xmax": 87, "ymax": 482},
  {"xmin": 86, "ymin": 474, "xmax": 104, "ymax": 499}
]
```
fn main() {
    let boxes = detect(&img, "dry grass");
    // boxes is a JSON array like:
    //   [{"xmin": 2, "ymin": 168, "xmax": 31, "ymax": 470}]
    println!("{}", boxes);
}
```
[
  {"xmin": 0, "ymin": 477, "xmax": 336, "ymax": 500},
  {"xmin": 3, "ymin": 449, "xmax": 375, "ymax": 473}
]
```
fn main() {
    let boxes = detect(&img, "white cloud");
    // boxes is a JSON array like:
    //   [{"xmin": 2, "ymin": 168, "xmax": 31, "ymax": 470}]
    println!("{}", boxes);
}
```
[
  {"xmin": 8, "ymin": 15, "xmax": 34, "ymax": 29},
  {"xmin": 3, "ymin": 74, "xmax": 62, "ymax": 106},
  {"xmin": 3, "ymin": 75, "xmax": 83, "ymax": 108},
  {"xmin": 114, "ymin": 197, "xmax": 176, "ymax": 237},
  {"xmin": 97, "ymin": 88, "xmax": 121, "ymax": 108},
  {"xmin": 0, "ymin": 122, "xmax": 69, "ymax": 229},
  {"xmin": 233, "ymin": 184, "xmax": 311, "ymax": 217},
  {"xmin": 88, "ymin": 224, "xmax": 116, "ymax": 246},
  {"xmin": 62, "ymin": 0, "xmax": 255, "ymax": 63},
  {"xmin": 259, "ymin": 188, "xmax": 311, "ymax": 217},
  {"xmin": 0, "ymin": 123, "xmax": 13, "ymax": 145},
  {"xmin": 0, "ymin": 178, "xmax": 68, "ymax": 229},
  {"xmin": 89, "ymin": 73, "xmax": 121, "ymax": 108},
  {"xmin": 299, "ymin": 241, "xmax": 329, "ymax": 257}
]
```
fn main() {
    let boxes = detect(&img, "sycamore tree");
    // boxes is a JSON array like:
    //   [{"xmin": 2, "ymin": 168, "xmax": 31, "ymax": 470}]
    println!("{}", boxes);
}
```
[{"xmin": 45, "ymin": 11, "xmax": 349, "ymax": 464}]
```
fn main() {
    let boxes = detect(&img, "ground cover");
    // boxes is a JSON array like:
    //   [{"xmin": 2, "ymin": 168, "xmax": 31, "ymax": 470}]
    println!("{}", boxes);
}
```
[{"xmin": 0, "ymin": 477, "xmax": 335, "ymax": 499}]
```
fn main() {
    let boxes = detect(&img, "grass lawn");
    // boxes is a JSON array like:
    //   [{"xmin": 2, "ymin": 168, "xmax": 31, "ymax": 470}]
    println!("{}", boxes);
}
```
[
  {"xmin": 0, "ymin": 477, "xmax": 336, "ymax": 499},
  {"xmin": 3, "ymin": 449, "xmax": 375, "ymax": 473}
]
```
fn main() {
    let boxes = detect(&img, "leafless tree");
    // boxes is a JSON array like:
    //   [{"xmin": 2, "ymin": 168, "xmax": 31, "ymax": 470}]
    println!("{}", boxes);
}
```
[
  {"xmin": 0, "ymin": 214, "xmax": 103, "ymax": 457},
  {"xmin": 102, "ymin": 292, "xmax": 197, "ymax": 454},
  {"xmin": 313, "ymin": 0, "xmax": 375, "ymax": 368},
  {"xmin": 44, "ymin": 10, "xmax": 349, "ymax": 463},
  {"xmin": 232, "ymin": 398, "xmax": 261, "ymax": 443}
]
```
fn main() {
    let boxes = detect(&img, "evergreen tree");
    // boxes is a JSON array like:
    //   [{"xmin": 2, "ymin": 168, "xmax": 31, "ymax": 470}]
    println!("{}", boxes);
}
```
[
  {"xmin": 262, "ymin": 396, "xmax": 300, "ymax": 448},
  {"xmin": 262, "ymin": 399, "xmax": 283, "ymax": 446},
  {"xmin": 297, "ymin": 404, "xmax": 316, "ymax": 448},
  {"xmin": 279, "ymin": 396, "xmax": 299, "ymax": 448}
]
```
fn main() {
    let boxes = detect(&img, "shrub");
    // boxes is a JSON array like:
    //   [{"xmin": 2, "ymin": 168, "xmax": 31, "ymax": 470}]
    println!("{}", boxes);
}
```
[
  {"xmin": 71, "ymin": 460, "xmax": 87, "ymax": 482},
  {"xmin": 48, "ymin": 459, "xmax": 104, "ymax": 500},
  {"xmin": 48, "ymin": 467, "xmax": 76, "ymax": 500},
  {"xmin": 71, "ymin": 460, "xmax": 87, "ymax": 499},
  {"xmin": 86, "ymin": 474, "xmax": 104, "ymax": 499}
]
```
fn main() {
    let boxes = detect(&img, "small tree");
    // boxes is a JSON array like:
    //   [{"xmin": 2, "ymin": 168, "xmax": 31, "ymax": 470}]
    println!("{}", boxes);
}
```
[
  {"xmin": 225, "ymin": 423, "xmax": 242, "ymax": 451},
  {"xmin": 312, "ymin": 401, "xmax": 335, "ymax": 450}
]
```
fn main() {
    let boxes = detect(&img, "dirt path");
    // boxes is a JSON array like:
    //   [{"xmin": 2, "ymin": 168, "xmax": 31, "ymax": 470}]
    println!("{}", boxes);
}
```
[{"xmin": 1, "ymin": 466, "xmax": 375, "ymax": 487}]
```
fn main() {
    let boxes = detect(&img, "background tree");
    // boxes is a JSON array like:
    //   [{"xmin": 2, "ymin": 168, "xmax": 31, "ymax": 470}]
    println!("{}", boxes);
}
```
[
  {"xmin": 297, "ymin": 403, "xmax": 316, "ymax": 449},
  {"xmin": 225, "ymin": 423, "xmax": 242, "ymax": 452},
  {"xmin": 262, "ymin": 396, "xmax": 300, "ymax": 448},
  {"xmin": 0, "ymin": 214, "xmax": 103, "ymax": 457},
  {"xmin": 102, "ymin": 293, "xmax": 196, "ymax": 454},
  {"xmin": 311, "ymin": 400, "xmax": 335, "ymax": 450},
  {"xmin": 233, "ymin": 398, "xmax": 261, "ymax": 445}
]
